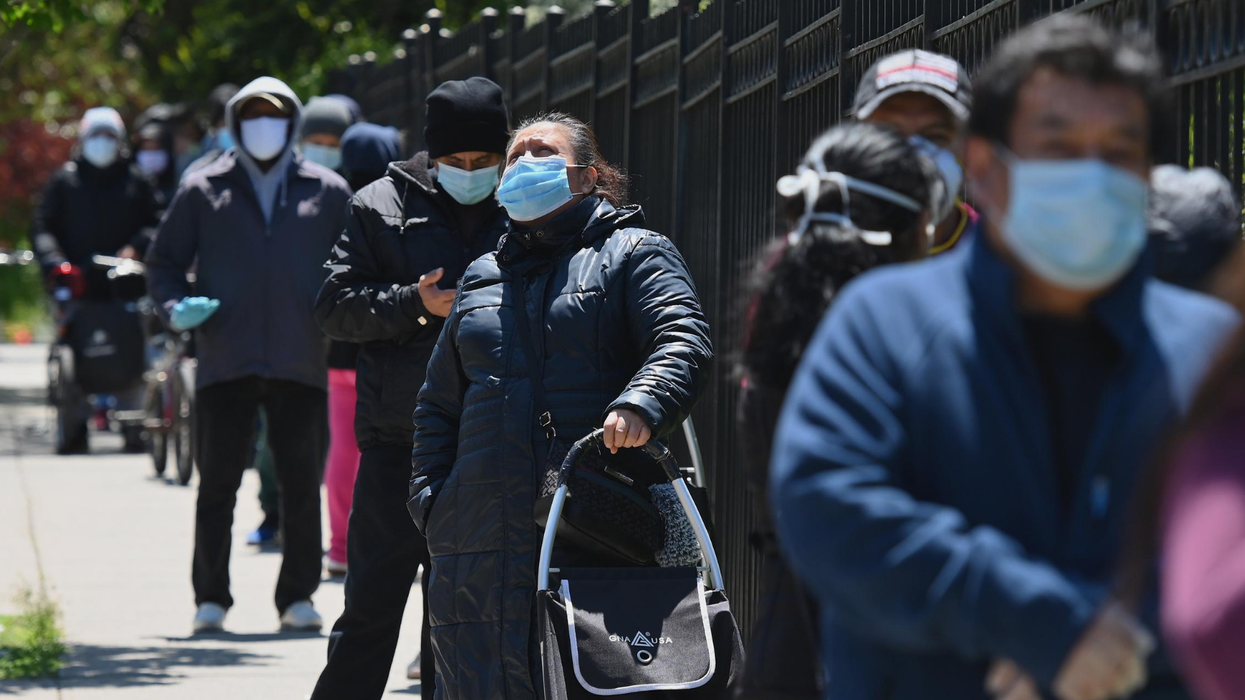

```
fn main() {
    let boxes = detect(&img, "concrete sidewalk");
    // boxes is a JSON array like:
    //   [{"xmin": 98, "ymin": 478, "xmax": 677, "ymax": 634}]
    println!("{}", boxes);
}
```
[{"xmin": 0, "ymin": 343, "xmax": 424, "ymax": 698}]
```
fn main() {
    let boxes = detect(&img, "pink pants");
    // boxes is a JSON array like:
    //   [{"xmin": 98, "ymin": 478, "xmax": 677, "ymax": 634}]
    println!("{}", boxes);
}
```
[{"xmin": 325, "ymin": 369, "xmax": 362, "ymax": 563}]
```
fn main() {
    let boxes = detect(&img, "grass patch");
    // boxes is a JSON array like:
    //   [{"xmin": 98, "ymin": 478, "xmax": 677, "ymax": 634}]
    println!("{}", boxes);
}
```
[{"xmin": 0, "ymin": 588, "xmax": 67, "ymax": 680}]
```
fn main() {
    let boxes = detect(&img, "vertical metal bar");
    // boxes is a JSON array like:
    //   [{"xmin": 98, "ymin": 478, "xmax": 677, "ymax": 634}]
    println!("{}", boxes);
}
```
[
  {"xmin": 544, "ymin": 6, "xmax": 565, "ymax": 114},
  {"xmin": 776, "ymin": 0, "xmax": 793, "ymax": 186},
  {"xmin": 402, "ymin": 28, "xmax": 419, "ymax": 138},
  {"xmin": 509, "ymin": 6, "xmax": 526, "ymax": 107},
  {"xmin": 593, "ymin": 1, "xmax": 618, "ymax": 125},
  {"xmin": 625, "ymin": 0, "xmax": 652, "ymax": 170},
  {"xmin": 424, "ymin": 9, "xmax": 443, "ymax": 98},
  {"xmin": 481, "ymin": 8, "xmax": 500, "ymax": 83}
]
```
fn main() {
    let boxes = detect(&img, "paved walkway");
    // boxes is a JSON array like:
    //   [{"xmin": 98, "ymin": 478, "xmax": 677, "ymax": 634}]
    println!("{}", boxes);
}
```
[{"xmin": 0, "ymin": 343, "xmax": 424, "ymax": 698}]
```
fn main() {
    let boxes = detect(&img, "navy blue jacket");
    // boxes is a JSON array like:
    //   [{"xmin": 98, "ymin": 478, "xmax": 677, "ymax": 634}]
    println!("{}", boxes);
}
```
[{"xmin": 770, "ymin": 232, "xmax": 1237, "ymax": 700}]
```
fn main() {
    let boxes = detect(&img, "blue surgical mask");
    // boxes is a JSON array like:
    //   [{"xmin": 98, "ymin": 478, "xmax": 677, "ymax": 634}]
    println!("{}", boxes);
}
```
[
  {"xmin": 82, "ymin": 135, "xmax": 118, "ymax": 169},
  {"xmin": 910, "ymin": 135, "xmax": 962, "ymax": 222},
  {"xmin": 136, "ymin": 149, "xmax": 170, "ymax": 176},
  {"xmin": 496, "ymin": 155, "xmax": 586, "ymax": 222},
  {"xmin": 999, "ymin": 148, "xmax": 1148, "ymax": 291},
  {"xmin": 302, "ymin": 143, "xmax": 343, "ymax": 171},
  {"xmin": 436, "ymin": 161, "xmax": 500, "ymax": 205}
]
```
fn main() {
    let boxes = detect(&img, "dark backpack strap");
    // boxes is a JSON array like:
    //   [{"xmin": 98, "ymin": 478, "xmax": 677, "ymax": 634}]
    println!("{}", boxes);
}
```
[{"xmin": 510, "ymin": 272, "xmax": 556, "ymax": 440}]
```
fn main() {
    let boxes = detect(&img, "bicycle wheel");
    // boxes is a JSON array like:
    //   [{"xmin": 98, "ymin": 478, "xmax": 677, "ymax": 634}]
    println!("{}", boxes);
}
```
[
  {"xmin": 173, "ymin": 374, "xmax": 195, "ymax": 486},
  {"xmin": 50, "ymin": 347, "xmax": 88, "ymax": 455},
  {"xmin": 148, "ymin": 383, "xmax": 168, "ymax": 476}
]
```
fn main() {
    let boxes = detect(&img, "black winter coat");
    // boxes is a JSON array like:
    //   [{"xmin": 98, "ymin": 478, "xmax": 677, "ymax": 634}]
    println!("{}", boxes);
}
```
[
  {"xmin": 314, "ymin": 153, "xmax": 508, "ymax": 449},
  {"xmin": 409, "ymin": 196, "xmax": 713, "ymax": 700},
  {"xmin": 32, "ymin": 158, "xmax": 162, "ymax": 275}
]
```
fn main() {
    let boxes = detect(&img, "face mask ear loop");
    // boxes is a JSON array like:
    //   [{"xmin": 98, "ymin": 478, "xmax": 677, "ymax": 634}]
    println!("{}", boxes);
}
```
[{"xmin": 788, "ymin": 167, "xmax": 824, "ymax": 244}]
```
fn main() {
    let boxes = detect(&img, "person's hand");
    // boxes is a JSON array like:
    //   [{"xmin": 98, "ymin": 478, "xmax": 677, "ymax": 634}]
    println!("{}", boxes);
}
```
[
  {"xmin": 602, "ymin": 409, "xmax": 651, "ymax": 454},
  {"xmin": 169, "ymin": 296, "xmax": 221, "ymax": 331},
  {"xmin": 1054, "ymin": 602, "xmax": 1154, "ymax": 700},
  {"xmin": 986, "ymin": 659, "xmax": 1041, "ymax": 700},
  {"xmin": 417, "ymin": 268, "xmax": 456, "ymax": 318},
  {"xmin": 116, "ymin": 245, "xmax": 139, "ymax": 260}
]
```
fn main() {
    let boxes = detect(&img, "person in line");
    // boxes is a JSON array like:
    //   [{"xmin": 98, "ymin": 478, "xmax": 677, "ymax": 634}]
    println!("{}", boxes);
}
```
[
  {"xmin": 133, "ymin": 121, "xmax": 178, "ymax": 207},
  {"xmin": 33, "ymin": 107, "xmax": 163, "ymax": 453},
  {"xmin": 182, "ymin": 83, "xmax": 239, "ymax": 178},
  {"xmin": 34, "ymin": 108, "xmax": 162, "ymax": 270},
  {"xmin": 409, "ymin": 112, "xmax": 712, "ymax": 700},
  {"xmin": 339, "ymin": 122, "xmax": 402, "ymax": 192},
  {"xmin": 734, "ymin": 123, "xmax": 935, "ymax": 699},
  {"xmin": 854, "ymin": 48, "xmax": 977, "ymax": 254},
  {"xmin": 319, "ymin": 120, "xmax": 402, "ymax": 581},
  {"xmin": 310, "ymin": 77, "xmax": 510, "ymax": 700},
  {"xmin": 1141, "ymin": 253, "xmax": 1245, "ymax": 700},
  {"xmin": 1148, "ymin": 165, "xmax": 1240, "ymax": 292},
  {"xmin": 769, "ymin": 16, "xmax": 1237, "ymax": 700},
  {"xmin": 146, "ymin": 76, "xmax": 352, "ymax": 634},
  {"xmin": 299, "ymin": 96, "xmax": 354, "ymax": 172},
  {"xmin": 259, "ymin": 93, "xmax": 355, "ymax": 571}
]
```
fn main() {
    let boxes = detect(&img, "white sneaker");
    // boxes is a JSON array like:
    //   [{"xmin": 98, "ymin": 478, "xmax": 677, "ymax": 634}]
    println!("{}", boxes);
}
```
[
  {"xmin": 279, "ymin": 600, "xmax": 323, "ymax": 631},
  {"xmin": 407, "ymin": 652, "xmax": 422, "ymax": 680},
  {"xmin": 193, "ymin": 603, "xmax": 226, "ymax": 633},
  {"xmin": 323, "ymin": 555, "xmax": 348, "ymax": 577}
]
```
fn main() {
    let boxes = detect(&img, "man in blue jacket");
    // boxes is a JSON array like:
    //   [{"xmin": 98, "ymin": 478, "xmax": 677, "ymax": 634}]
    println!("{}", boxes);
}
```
[{"xmin": 771, "ymin": 15, "xmax": 1238, "ymax": 700}]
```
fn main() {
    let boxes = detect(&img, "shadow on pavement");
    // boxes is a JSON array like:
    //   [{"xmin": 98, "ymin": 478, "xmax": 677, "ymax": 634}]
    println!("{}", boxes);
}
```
[
  {"xmin": 391, "ymin": 682, "xmax": 423, "ymax": 695},
  {"xmin": 54, "ymin": 642, "xmax": 275, "ymax": 688},
  {"xmin": 0, "ymin": 678, "xmax": 58, "ymax": 695},
  {"xmin": 164, "ymin": 631, "xmax": 324, "ymax": 643},
  {"xmin": 0, "ymin": 384, "xmax": 46, "ymax": 407}
]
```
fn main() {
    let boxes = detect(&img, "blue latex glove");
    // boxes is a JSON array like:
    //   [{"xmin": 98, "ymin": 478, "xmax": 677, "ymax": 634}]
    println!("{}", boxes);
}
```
[{"xmin": 169, "ymin": 296, "xmax": 220, "ymax": 331}]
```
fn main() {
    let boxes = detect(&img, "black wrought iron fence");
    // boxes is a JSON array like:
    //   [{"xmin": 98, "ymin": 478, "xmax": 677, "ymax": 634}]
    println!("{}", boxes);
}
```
[{"xmin": 333, "ymin": 0, "xmax": 1245, "ymax": 639}]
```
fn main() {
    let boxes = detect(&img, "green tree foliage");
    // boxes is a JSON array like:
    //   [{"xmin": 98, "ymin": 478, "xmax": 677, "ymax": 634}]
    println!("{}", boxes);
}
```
[{"xmin": 118, "ymin": 0, "xmax": 503, "ymax": 102}]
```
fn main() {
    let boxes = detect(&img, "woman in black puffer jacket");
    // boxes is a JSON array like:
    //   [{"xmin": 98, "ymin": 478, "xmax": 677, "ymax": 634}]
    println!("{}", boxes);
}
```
[{"xmin": 409, "ymin": 113, "xmax": 713, "ymax": 700}]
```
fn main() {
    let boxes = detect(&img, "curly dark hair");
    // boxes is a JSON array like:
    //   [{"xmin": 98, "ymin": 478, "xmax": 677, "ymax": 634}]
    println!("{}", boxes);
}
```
[
  {"xmin": 738, "ymin": 122, "xmax": 934, "ymax": 389},
  {"xmin": 506, "ymin": 112, "xmax": 630, "ymax": 207}
]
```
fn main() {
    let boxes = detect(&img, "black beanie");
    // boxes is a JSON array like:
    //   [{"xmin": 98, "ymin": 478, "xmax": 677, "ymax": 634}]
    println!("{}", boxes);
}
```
[{"xmin": 424, "ymin": 77, "xmax": 509, "ymax": 158}]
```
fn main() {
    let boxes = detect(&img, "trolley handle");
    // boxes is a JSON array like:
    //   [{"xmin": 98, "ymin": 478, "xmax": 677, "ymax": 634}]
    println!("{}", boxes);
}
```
[
  {"xmin": 555, "ymin": 429, "xmax": 681, "ymax": 489},
  {"xmin": 537, "ymin": 430, "xmax": 725, "ymax": 593}
]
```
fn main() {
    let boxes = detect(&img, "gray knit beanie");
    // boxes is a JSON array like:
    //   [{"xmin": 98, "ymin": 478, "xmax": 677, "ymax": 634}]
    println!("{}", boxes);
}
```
[{"xmin": 300, "ymin": 97, "xmax": 354, "ymax": 140}]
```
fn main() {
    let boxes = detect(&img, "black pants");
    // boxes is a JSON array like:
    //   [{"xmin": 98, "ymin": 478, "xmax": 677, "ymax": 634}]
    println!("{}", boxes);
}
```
[
  {"xmin": 193, "ymin": 376, "xmax": 327, "ymax": 614},
  {"xmin": 311, "ymin": 444, "xmax": 434, "ymax": 700}
]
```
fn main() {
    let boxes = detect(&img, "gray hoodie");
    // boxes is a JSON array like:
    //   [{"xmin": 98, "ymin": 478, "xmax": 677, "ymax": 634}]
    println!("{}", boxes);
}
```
[
  {"xmin": 146, "ymin": 76, "xmax": 353, "ymax": 391},
  {"xmin": 226, "ymin": 77, "xmax": 303, "ymax": 224}
]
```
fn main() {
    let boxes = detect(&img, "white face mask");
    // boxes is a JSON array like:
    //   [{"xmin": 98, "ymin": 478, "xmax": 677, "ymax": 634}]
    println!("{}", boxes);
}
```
[
  {"xmin": 82, "ymin": 135, "xmax": 119, "ymax": 168},
  {"xmin": 135, "ymin": 149, "xmax": 170, "ymax": 176},
  {"xmin": 240, "ymin": 117, "xmax": 290, "ymax": 161}
]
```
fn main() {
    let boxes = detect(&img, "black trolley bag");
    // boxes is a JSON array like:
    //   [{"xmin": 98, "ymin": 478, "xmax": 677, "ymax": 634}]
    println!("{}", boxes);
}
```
[{"xmin": 536, "ymin": 429, "xmax": 744, "ymax": 699}]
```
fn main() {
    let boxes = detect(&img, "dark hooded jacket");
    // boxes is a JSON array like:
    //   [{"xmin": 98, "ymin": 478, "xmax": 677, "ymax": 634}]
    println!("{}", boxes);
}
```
[
  {"xmin": 32, "ymin": 157, "xmax": 162, "ymax": 278},
  {"xmin": 314, "ymin": 152, "xmax": 508, "ymax": 449},
  {"xmin": 146, "ymin": 77, "xmax": 352, "ymax": 391},
  {"xmin": 408, "ymin": 196, "xmax": 713, "ymax": 700}
]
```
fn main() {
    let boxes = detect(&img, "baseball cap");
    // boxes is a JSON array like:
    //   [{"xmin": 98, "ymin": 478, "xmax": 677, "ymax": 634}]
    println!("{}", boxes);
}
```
[
  {"xmin": 239, "ymin": 92, "xmax": 292, "ymax": 115},
  {"xmin": 854, "ymin": 49, "xmax": 972, "ymax": 123}
]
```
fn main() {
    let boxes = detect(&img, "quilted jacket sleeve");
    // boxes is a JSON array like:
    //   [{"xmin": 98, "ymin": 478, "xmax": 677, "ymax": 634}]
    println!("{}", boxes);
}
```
[
  {"xmin": 606, "ymin": 234, "xmax": 714, "ymax": 439},
  {"xmin": 408, "ymin": 294, "xmax": 468, "ymax": 534},
  {"xmin": 315, "ymin": 198, "xmax": 437, "ymax": 344}
]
